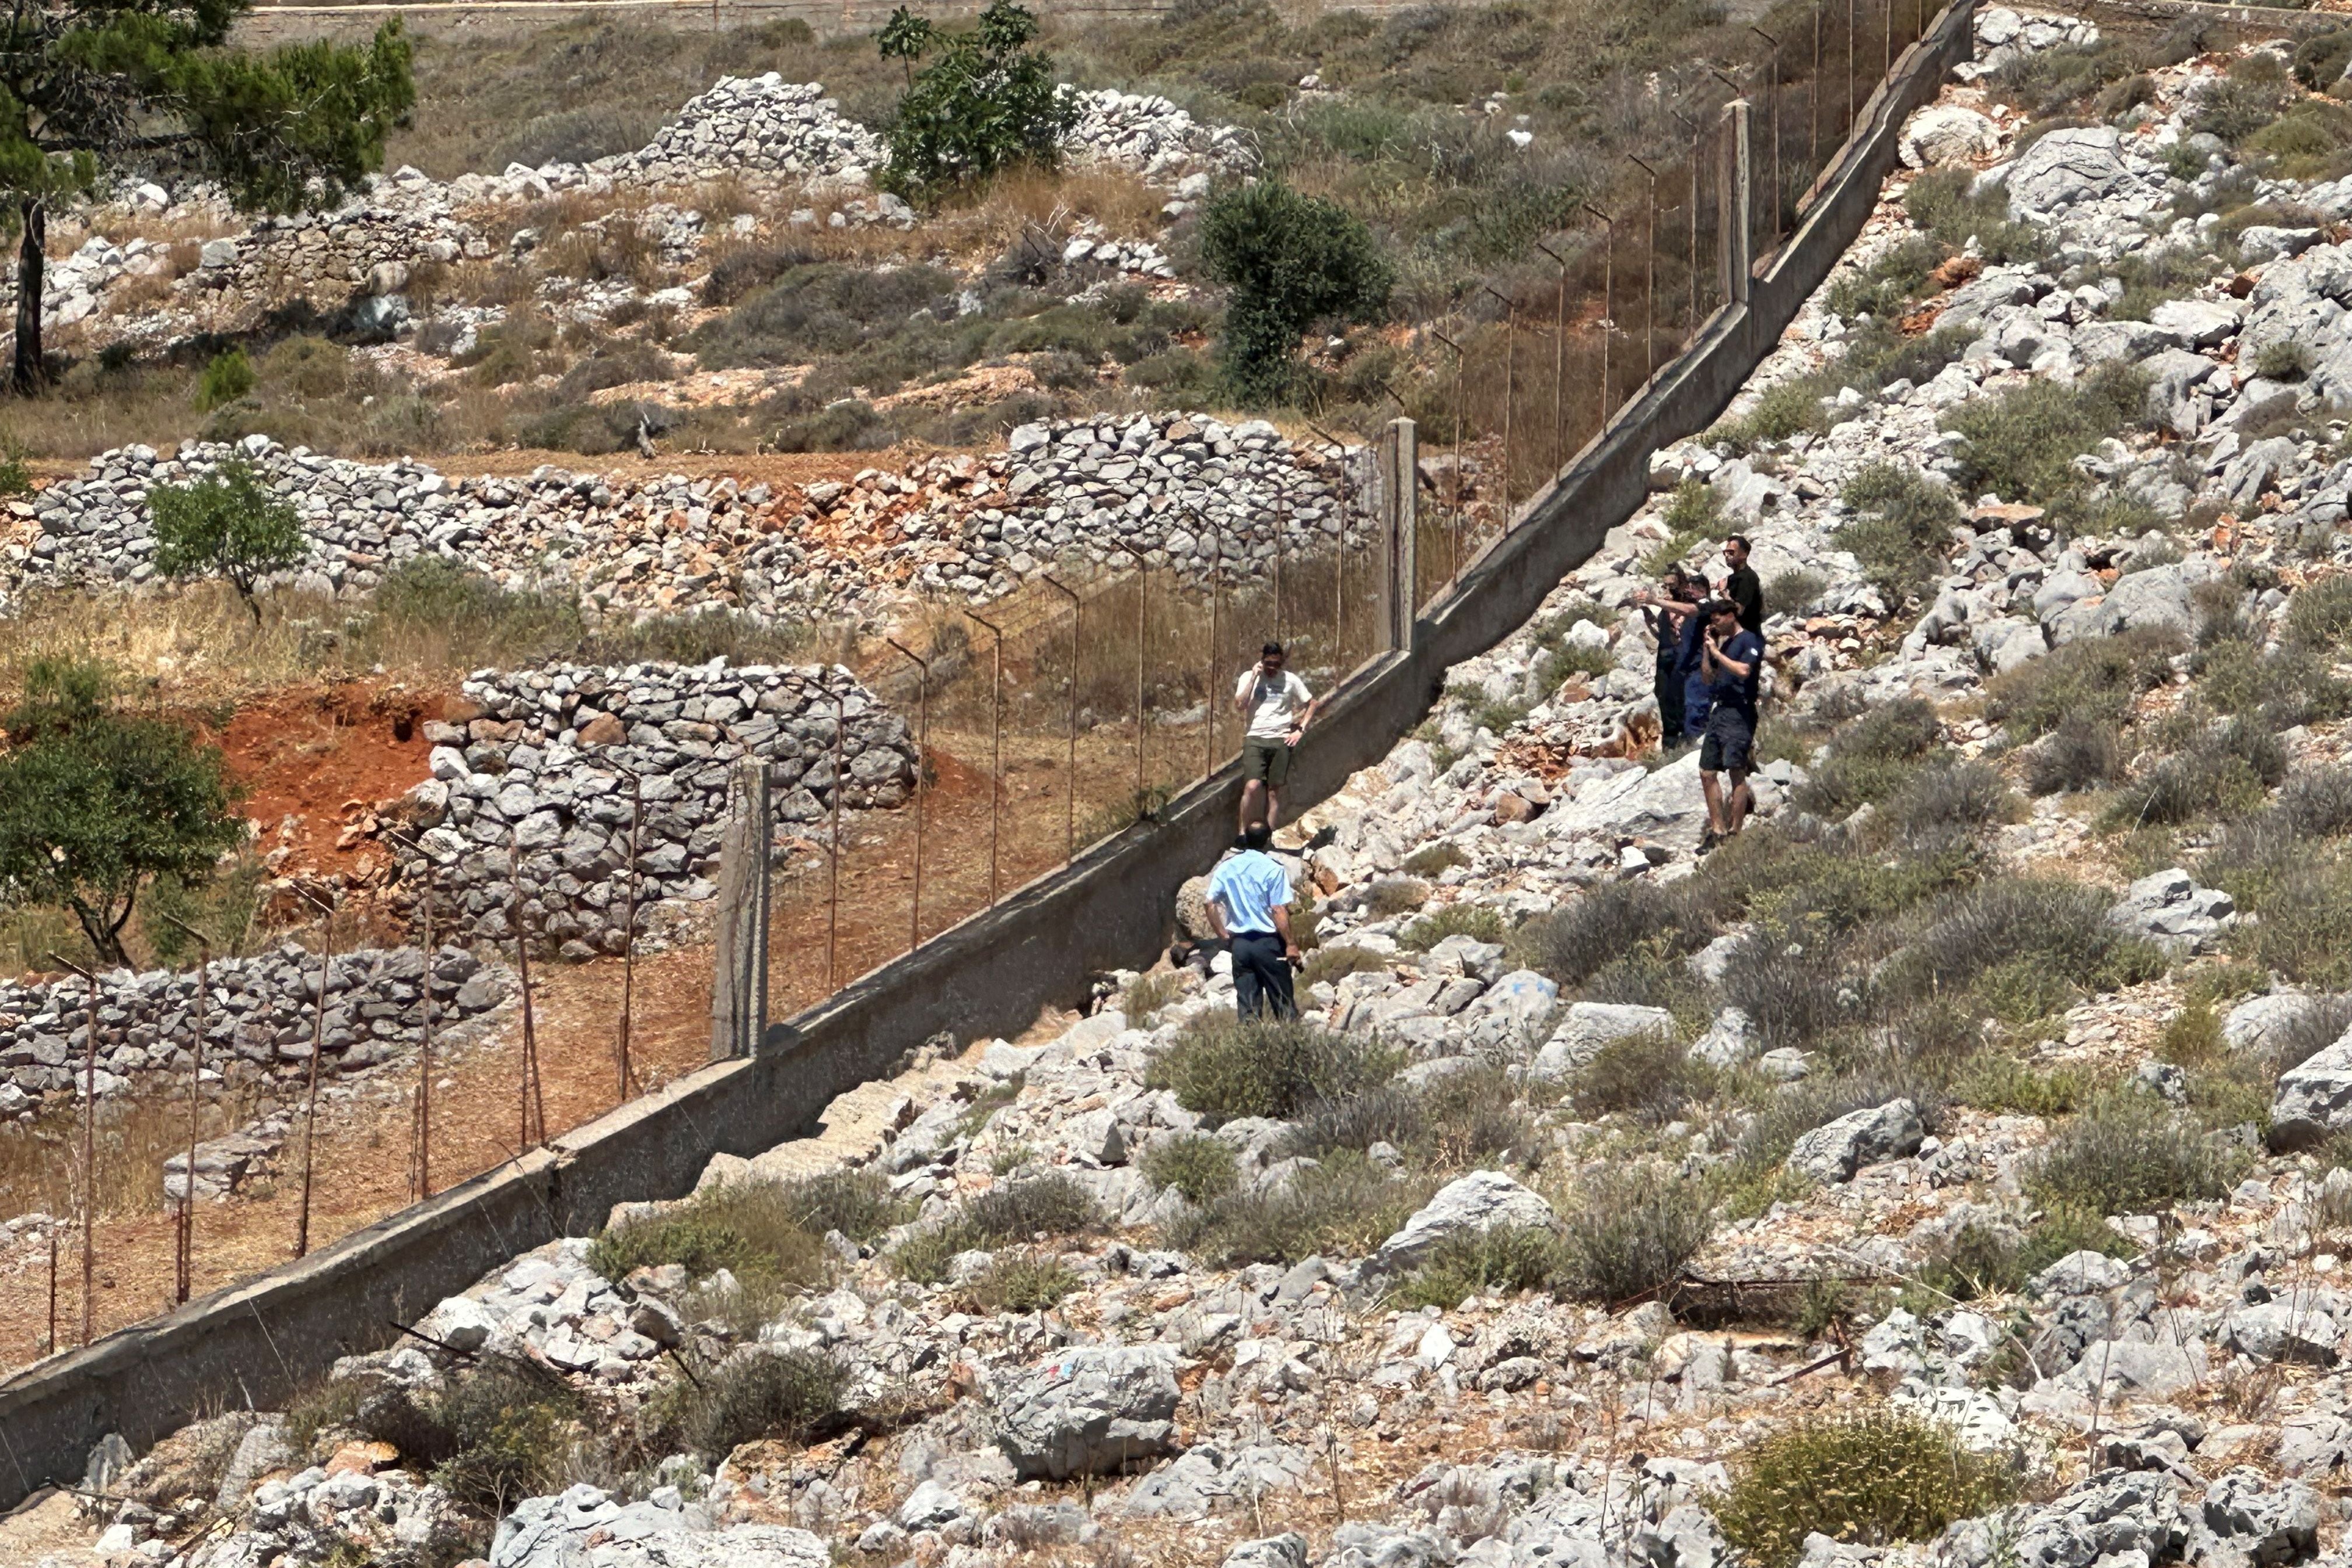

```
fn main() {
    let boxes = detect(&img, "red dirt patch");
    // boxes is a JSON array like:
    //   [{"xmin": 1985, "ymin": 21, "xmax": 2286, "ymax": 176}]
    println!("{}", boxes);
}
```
[{"xmin": 214, "ymin": 681, "xmax": 445, "ymax": 878}]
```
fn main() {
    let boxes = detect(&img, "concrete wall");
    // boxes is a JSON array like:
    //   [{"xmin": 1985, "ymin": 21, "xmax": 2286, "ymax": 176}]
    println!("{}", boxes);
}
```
[{"xmin": 0, "ymin": 0, "xmax": 1974, "ymax": 1510}]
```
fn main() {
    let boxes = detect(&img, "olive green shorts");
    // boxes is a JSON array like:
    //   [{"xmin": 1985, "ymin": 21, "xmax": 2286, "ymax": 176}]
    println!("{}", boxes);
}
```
[{"xmin": 1242, "ymin": 737, "xmax": 1294, "ymax": 788}]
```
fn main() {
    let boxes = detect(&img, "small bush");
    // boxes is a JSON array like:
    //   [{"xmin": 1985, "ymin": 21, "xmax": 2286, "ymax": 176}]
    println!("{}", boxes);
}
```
[
  {"xmin": 1954, "ymin": 1051, "xmax": 2098, "ymax": 1116},
  {"xmin": 194, "ymin": 346, "xmax": 256, "ymax": 411},
  {"xmin": 1945, "ymin": 363, "xmax": 2150, "ymax": 508},
  {"xmin": 892, "ymin": 1173, "xmax": 1096, "ymax": 1282},
  {"xmin": 1572, "ymin": 1031, "xmax": 1716, "ymax": 1125},
  {"xmin": 1644, "ymin": 480, "xmax": 1724, "ymax": 570},
  {"xmin": 962, "ymin": 1248, "xmax": 1080, "ymax": 1313},
  {"xmin": 2193, "ymin": 76, "xmax": 2292, "ymax": 145},
  {"xmin": 1300, "ymin": 945, "xmax": 1390, "ymax": 988},
  {"xmin": 1765, "ymin": 568, "xmax": 1828, "ymax": 614},
  {"xmin": 588, "ymin": 1171, "xmax": 901, "ymax": 1286},
  {"xmin": 2027, "ymin": 712, "xmax": 2125, "ymax": 794},
  {"xmin": 1834, "ymin": 464, "xmax": 1962, "ymax": 605},
  {"xmin": 1825, "ymin": 236, "xmax": 1947, "ymax": 321},
  {"xmin": 655, "ymin": 1347, "xmax": 846, "ymax": 1461},
  {"xmin": 1986, "ymin": 625, "xmax": 2182, "ymax": 740},
  {"xmin": 1391, "ymin": 1226, "xmax": 1564, "ymax": 1309},
  {"xmin": 1898, "ymin": 877, "xmax": 2166, "ymax": 1017},
  {"xmin": 2286, "ymin": 576, "xmax": 2352, "ymax": 652},
  {"xmin": 1905, "ymin": 166, "xmax": 2048, "ymax": 263},
  {"xmin": 2027, "ymin": 1090, "xmax": 2248, "ymax": 1216},
  {"xmin": 1712, "ymin": 378, "xmax": 1831, "ymax": 452},
  {"xmin": 1140, "ymin": 1133, "xmax": 1239, "ymax": 1204},
  {"xmin": 1363, "ymin": 876, "xmax": 1431, "ymax": 918},
  {"xmin": 1172, "ymin": 1153, "xmax": 1433, "ymax": 1265},
  {"xmin": 1510, "ymin": 878, "xmax": 1716, "ymax": 988},
  {"xmin": 1713, "ymin": 1409, "xmax": 2017, "ymax": 1568},
  {"xmin": 1403, "ymin": 842, "xmax": 1468, "ymax": 877},
  {"xmin": 1555, "ymin": 1165, "xmax": 1712, "ymax": 1303},
  {"xmin": 1398, "ymin": 902, "xmax": 1507, "ymax": 951},
  {"xmin": 1718, "ymin": 924, "xmax": 1855, "ymax": 1048},
  {"xmin": 1147, "ymin": 1018, "xmax": 1395, "ymax": 1125},
  {"xmin": 1123, "ymin": 971, "xmax": 1181, "ymax": 1028},
  {"xmin": 421, "ymin": 1362, "xmax": 586, "ymax": 1514},
  {"xmin": 2104, "ymin": 716, "xmax": 2287, "ymax": 830},
  {"xmin": 2228, "ymin": 858, "xmax": 2352, "ymax": 987}
]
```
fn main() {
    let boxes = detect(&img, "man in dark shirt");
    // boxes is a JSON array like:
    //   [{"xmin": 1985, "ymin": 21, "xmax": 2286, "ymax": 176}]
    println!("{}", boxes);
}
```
[
  {"xmin": 1696, "ymin": 597, "xmax": 1766, "ymax": 852},
  {"xmin": 1721, "ymin": 536, "xmax": 1764, "ymax": 634},
  {"xmin": 1636, "ymin": 566, "xmax": 1700, "ymax": 748}
]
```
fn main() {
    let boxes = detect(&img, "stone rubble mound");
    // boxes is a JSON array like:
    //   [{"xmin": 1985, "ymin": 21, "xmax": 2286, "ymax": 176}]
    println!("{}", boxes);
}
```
[
  {"xmin": 590, "ymin": 75, "xmax": 886, "ymax": 189},
  {"xmin": 1061, "ymin": 89, "xmax": 1257, "ymax": 178},
  {"xmin": 6, "ymin": 417, "xmax": 1365, "ymax": 626},
  {"xmin": 0, "ymin": 943, "xmax": 505, "ymax": 1114},
  {"xmin": 398, "ymin": 659, "xmax": 915, "ymax": 954}
]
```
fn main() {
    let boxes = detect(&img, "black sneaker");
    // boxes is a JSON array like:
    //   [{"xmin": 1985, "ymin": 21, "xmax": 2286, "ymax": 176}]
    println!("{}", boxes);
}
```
[
  {"xmin": 1697, "ymin": 828, "xmax": 1721, "ymax": 855},
  {"xmin": 1232, "ymin": 834, "xmax": 1249, "ymax": 851},
  {"xmin": 1303, "ymin": 824, "xmax": 1338, "ymax": 852}
]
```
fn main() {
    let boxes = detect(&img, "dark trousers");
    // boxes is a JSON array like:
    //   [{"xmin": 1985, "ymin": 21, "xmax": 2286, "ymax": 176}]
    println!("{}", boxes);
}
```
[
  {"xmin": 1656, "ymin": 673, "xmax": 1685, "ymax": 741},
  {"xmin": 1232, "ymin": 933, "xmax": 1297, "ymax": 1021}
]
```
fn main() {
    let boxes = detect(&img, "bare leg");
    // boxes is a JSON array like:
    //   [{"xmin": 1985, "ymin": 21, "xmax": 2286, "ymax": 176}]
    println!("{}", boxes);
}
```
[
  {"xmin": 1727, "ymin": 771, "xmax": 1754, "ymax": 835},
  {"xmin": 1266, "ymin": 785, "xmax": 1283, "ymax": 830},
  {"xmin": 1700, "ymin": 771, "xmax": 1726, "ymax": 836},
  {"xmin": 1239, "ymin": 780, "xmax": 1264, "ymax": 832}
]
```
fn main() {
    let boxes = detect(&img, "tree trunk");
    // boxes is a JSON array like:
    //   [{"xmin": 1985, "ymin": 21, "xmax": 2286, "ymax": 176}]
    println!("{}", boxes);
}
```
[{"xmin": 13, "ymin": 199, "xmax": 44, "ymax": 397}]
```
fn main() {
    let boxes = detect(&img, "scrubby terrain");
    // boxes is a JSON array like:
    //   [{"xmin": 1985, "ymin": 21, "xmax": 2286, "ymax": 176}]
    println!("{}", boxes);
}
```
[{"xmin": 41, "ymin": 6, "xmax": 2352, "ymax": 1568}]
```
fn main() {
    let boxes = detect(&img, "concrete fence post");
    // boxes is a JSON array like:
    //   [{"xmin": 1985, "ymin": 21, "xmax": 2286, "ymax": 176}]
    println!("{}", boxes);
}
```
[
  {"xmin": 1721, "ymin": 97, "xmax": 1754, "ymax": 307},
  {"xmin": 709, "ymin": 760, "xmax": 771, "ymax": 1061},
  {"xmin": 1378, "ymin": 416, "xmax": 1418, "ymax": 650}
]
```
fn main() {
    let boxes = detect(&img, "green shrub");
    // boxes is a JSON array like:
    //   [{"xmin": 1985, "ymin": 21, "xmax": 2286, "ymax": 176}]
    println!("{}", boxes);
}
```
[
  {"xmin": 2286, "ymin": 576, "xmax": 2352, "ymax": 652},
  {"xmin": 1147, "ymin": 1018, "xmax": 1395, "ymax": 1125},
  {"xmin": 2293, "ymin": 27, "xmax": 2352, "ymax": 90},
  {"xmin": 1790, "ymin": 695, "xmax": 1942, "ymax": 817},
  {"xmin": 653, "ymin": 1347, "xmax": 846, "ymax": 1461},
  {"xmin": 2027, "ymin": 1090, "xmax": 2248, "ymax": 1216},
  {"xmin": 588, "ymin": 1171, "xmax": 901, "ymax": 1286},
  {"xmin": 1300, "ymin": 945, "xmax": 1390, "ymax": 988},
  {"xmin": 1765, "ymin": 568, "xmax": 1828, "ymax": 614},
  {"xmin": 1712, "ymin": 378, "xmax": 1830, "ymax": 452},
  {"xmin": 2223, "ymin": 855, "xmax": 2352, "ymax": 987},
  {"xmin": 1363, "ymin": 876, "xmax": 1430, "ymax": 918},
  {"xmin": 1986, "ymin": 625, "xmax": 2182, "ymax": 740},
  {"xmin": 417, "ymin": 1362, "xmax": 586, "ymax": 1514},
  {"xmin": 1171, "ymin": 1153, "xmax": 1433, "ymax": 1265},
  {"xmin": 1825, "ymin": 237, "xmax": 1948, "ymax": 321},
  {"xmin": 2102, "ymin": 716, "xmax": 2287, "ymax": 830},
  {"xmin": 1123, "ymin": 971, "xmax": 1181, "ymax": 1028},
  {"xmin": 1391, "ymin": 1226, "xmax": 1565, "ymax": 1310},
  {"xmin": 1140, "ymin": 1133, "xmax": 1239, "ymax": 1204},
  {"xmin": 1905, "ymin": 167, "xmax": 2049, "ymax": 264},
  {"xmin": 1945, "ymin": 363, "xmax": 2149, "ymax": 508},
  {"xmin": 878, "ymin": 1, "xmax": 1077, "ymax": 197},
  {"xmin": 1833, "ymin": 463, "xmax": 1962, "ymax": 606},
  {"xmin": 149, "ymin": 459, "xmax": 307, "ymax": 620},
  {"xmin": 1572, "ymin": 1030, "xmax": 1716, "ymax": 1125},
  {"xmin": 2027, "ymin": 712, "xmax": 2125, "ymax": 794},
  {"xmin": 1508, "ymin": 878, "xmax": 1716, "ymax": 987},
  {"xmin": 1199, "ymin": 178, "xmax": 1392, "ymax": 403},
  {"xmin": 1402, "ymin": 842, "xmax": 1469, "ymax": 877},
  {"xmin": 892, "ymin": 1173, "xmax": 1096, "ymax": 1282},
  {"xmin": 1644, "ymin": 478, "xmax": 1725, "ymax": 570},
  {"xmin": 1398, "ymin": 902, "xmax": 1507, "ymax": 950},
  {"xmin": 961, "ymin": 1248, "xmax": 1080, "ymax": 1313},
  {"xmin": 2194, "ymin": 76, "xmax": 2291, "ymax": 145},
  {"xmin": 194, "ymin": 346, "xmax": 256, "ymax": 411},
  {"xmin": 1896, "ymin": 877, "xmax": 2166, "ymax": 1017},
  {"xmin": 1713, "ymin": 1409, "xmax": 2017, "ymax": 1568},
  {"xmin": 1555, "ymin": 1165, "xmax": 1712, "ymax": 1303},
  {"xmin": 1884, "ymin": 760, "xmax": 2013, "ymax": 845},
  {"xmin": 1953, "ymin": 1050, "xmax": 2098, "ymax": 1116}
]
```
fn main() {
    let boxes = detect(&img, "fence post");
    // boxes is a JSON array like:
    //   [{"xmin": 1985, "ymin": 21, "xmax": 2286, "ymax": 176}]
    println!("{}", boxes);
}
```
[
  {"xmin": 709, "ymin": 758, "xmax": 767, "ymax": 1061},
  {"xmin": 1378, "ymin": 418, "xmax": 1418, "ymax": 650},
  {"xmin": 1720, "ymin": 97, "xmax": 1754, "ymax": 309}
]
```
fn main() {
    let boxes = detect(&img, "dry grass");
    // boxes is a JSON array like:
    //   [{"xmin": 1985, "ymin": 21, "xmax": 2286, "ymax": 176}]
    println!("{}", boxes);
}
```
[{"xmin": 0, "ymin": 1084, "xmax": 265, "ymax": 1224}]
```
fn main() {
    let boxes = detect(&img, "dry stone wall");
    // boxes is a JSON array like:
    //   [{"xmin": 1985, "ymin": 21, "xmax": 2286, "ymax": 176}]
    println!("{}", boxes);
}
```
[
  {"xmin": 0, "ymin": 945, "xmax": 507, "ymax": 1118},
  {"xmin": 397, "ymin": 660, "xmax": 916, "ymax": 956}
]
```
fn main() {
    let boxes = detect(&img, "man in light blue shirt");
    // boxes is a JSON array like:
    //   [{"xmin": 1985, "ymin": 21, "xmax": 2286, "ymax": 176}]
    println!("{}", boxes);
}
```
[{"xmin": 1206, "ymin": 821, "xmax": 1300, "ymax": 1020}]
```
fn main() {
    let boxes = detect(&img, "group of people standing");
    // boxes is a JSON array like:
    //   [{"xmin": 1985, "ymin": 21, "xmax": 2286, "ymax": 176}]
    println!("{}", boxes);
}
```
[
  {"xmin": 1636, "ymin": 535, "xmax": 1767, "ymax": 853},
  {"xmin": 1197, "ymin": 534, "xmax": 1776, "ymax": 1024}
]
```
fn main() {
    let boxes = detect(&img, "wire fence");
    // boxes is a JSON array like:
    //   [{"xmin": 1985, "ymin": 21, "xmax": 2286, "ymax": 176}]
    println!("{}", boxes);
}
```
[{"xmin": 5, "ymin": 0, "xmax": 1958, "ymax": 1373}]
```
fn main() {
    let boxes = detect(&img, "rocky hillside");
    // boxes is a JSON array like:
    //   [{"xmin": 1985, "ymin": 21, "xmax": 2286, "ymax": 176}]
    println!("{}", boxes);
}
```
[{"xmin": 31, "ymin": 9, "xmax": 2352, "ymax": 1568}]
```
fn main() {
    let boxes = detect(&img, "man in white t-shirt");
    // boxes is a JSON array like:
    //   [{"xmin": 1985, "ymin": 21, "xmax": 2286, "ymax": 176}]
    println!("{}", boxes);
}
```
[{"xmin": 1234, "ymin": 641, "xmax": 1319, "ymax": 835}]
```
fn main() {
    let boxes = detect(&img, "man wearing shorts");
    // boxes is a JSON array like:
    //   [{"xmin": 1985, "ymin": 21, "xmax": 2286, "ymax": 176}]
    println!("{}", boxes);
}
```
[
  {"xmin": 1696, "ymin": 598, "xmax": 1765, "ymax": 853},
  {"xmin": 1236, "ymin": 642, "xmax": 1320, "ymax": 835}
]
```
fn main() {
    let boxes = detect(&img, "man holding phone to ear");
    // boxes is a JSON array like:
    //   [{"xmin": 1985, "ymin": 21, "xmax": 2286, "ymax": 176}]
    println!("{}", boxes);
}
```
[{"xmin": 1235, "ymin": 642, "xmax": 1319, "ymax": 838}]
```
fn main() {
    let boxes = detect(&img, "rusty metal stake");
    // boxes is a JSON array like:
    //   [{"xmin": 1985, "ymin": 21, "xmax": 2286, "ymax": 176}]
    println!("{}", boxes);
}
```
[
  {"xmin": 618, "ymin": 773, "xmax": 640, "ymax": 1104},
  {"xmin": 1672, "ymin": 109, "xmax": 1700, "ymax": 339},
  {"xmin": 1812, "ymin": 1, "xmax": 1823, "ymax": 174},
  {"xmin": 1432, "ymin": 328, "xmax": 1466, "ymax": 578},
  {"xmin": 1534, "ymin": 239, "xmax": 1569, "ymax": 462},
  {"xmin": 1629, "ymin": 156, "xmax": 1659, "ymax": 387},
  {"xmin": 1199, "ymin": 514, "xmax": 1222, "ymax": 780},
  {"xmin": 1584, "ymin": 207, "xmax": 1616, "ymax": 426},
  {"xmin": 506, "ymin": 837, "xmax": 545, "ymax": 1153},
  {"xmin": 1115, "ymin": 544, "xmax": 1149, "ymax": 817},
  {"xmin": 886, "ymin": 638, "xmax": 930, "ymax": 954},
  {"xmin": 46, "ymin": 1223, "xmax": 57, "ymax": 1356},
  {"xmin": 1041, "ymin": 578, "xmax": 1080, "ymax": 862},
  {"xmin": 284, "ymin": 887, "xmax": 336, "ymax": 1260},
  {"xmin": 1753, "ymin": 29, "xmax": 1782, "ymax": 243},
  {"xmin": 1849, "ymin": 0, "xmax": 1857, "ymax": 131},
  {"xmin": 827, "ymin": 691, "xmax": 845, "ymax": 991},
  {"xmin": 966, "ymin": 608, "xmax": 1006, "ymax": 901},
  {"xmin": 158, "ymin": 915, "xmax": 212, "ymax": 1303},
  {"xmin": 48, "ymin": 954, "xmax": 97, "ymax": 1345},
  {"xmin": 1481, "ymin": 285, "xmax": 1516, "ymax": 530}
]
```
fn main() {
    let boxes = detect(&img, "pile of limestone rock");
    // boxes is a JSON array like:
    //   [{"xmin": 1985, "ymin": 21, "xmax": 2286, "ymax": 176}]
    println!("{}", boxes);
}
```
[
  {"xmin": 397, "ymin": 660, "xmax": 916, "ymax": 956},
  {"xmin": 0, "ymin": 944, "xmax": 506, "ymax": 1118}
]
